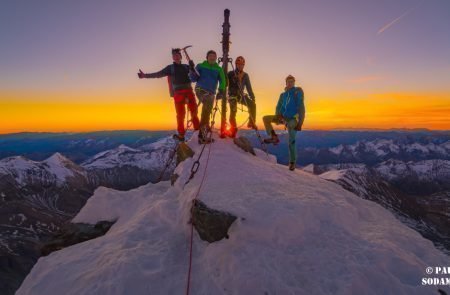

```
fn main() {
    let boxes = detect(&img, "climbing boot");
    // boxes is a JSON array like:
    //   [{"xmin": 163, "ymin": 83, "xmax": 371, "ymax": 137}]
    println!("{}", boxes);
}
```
[
  {"xmin": 263, "ymin": 130, "xmax": 280, "ymax": 145},
  {"xmin": 289, "ymin": 162, "xmax": 296, "ymax": 171}
]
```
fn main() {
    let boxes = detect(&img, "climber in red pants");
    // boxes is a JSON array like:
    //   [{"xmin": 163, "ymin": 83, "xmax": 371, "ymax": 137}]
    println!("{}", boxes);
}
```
[{"xmin": 138, "ymin": 48, "xmax": 200, "ymax": 141}]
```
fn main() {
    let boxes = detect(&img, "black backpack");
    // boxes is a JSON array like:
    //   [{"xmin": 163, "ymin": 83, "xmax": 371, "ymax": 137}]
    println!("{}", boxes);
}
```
[{"xmin": 167, "ymin": 64, "xmax": 175, "ymax": 97}]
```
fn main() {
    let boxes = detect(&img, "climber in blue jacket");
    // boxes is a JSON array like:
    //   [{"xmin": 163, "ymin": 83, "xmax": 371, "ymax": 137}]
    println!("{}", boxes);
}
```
[{"xmin": 263, "ymin": 75, "xmax": 305, "ymax": 171}]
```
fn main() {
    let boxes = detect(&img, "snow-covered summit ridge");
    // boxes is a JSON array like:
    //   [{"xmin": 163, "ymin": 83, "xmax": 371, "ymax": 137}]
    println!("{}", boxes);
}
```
[{"xmin": 17, "ymin": 134, "xmax": 449, "ymax": 295}]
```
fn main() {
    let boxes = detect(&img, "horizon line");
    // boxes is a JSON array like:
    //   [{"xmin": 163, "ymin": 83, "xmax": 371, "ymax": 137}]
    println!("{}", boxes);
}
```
[{"xmin": 1, "ymin": 127, "xmax": 449, "ymax": 136}]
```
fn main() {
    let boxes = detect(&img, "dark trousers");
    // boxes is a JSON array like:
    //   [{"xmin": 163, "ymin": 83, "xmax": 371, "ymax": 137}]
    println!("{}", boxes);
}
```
[{"xmin": 229, "ymin": 95, "xmax": 256, "ymax": 129}]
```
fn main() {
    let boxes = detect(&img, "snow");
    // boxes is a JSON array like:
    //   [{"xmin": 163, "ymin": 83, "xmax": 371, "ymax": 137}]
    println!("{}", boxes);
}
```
[
  {"xmin": 303, "ymin": 163, "xmax": 315, "ymax": 173},
  {"xmin": 43, "ymin": 153, "xmax": 75, "ymax": 182},
  {"xmin": 426, "ymin": 143, "xmax": 446, "ymax": 154},
  {"xmin": 0, "ymin": 156, "xmax": 38, "ymax": 185},
  {"xmin": 375, "ymin": 159, "xmax": 450, "ymax": 181},
  {"xmin": 329, "ymin": 139, "xmax": 404, "ymax": 158},
  {"xmin": 0, "ymin": 153, "xmax": 82, "ymax": 187},
  {"xmin": 336, "ymin": 139, "xmax": 448, "ymax": 157},
  {"xmin": 330, "ymin": 144, "xmax": 344, "ymax": 155},
  {"xmin": 411, "ymin": 161, "xmax": 433, "ymax": 175},
  {"xmin": 116, "ymin": 144, "xmax": 139, "ymax": 152},
  {"xmin": 139, "ymin": 136, "xmax": 175, "ymax": 150},
  {"xmin": 17, "ymin": 133, "xmax": 449, "ymax": 295},
  {"xmin": 406, "ymin": 143, "xmax": 429, "ymax": 153},
  {"xmin": 315, "ymin": 163, "xmax": 366, "ymax": 174},
  {"xmin": 363, "ymin": 139, "xmax": 399, "ymax": 156},
  {"xmin": 81, "ymin": 139, "xmax": 174, "ymax": 170},
  {"xmin": 441, "ymin": 140, "xmax": 450, "ymax": 150},
  {"xmin": 410, "ymin": 160, "xmax": 450, "ymax": 180},
  {"xmin": 375, "ymin": 159, "xmax": 409, "ymax": 180},
  {"xmin": 319, "ymin": 169, "xmax": 347, "ymax": 181}
]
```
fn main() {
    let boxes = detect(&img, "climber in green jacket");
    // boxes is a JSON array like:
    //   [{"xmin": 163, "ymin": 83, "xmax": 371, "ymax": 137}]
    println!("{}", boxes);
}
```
[{"xmin": 189, "ymin": 50, "xmax": 227, "ymax": 144}]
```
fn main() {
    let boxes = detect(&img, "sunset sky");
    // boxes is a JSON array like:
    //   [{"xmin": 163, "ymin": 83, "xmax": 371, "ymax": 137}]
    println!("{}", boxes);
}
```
[{"xmin": 1, "ymin": 0, "xmax": 449, "ymax": 134}]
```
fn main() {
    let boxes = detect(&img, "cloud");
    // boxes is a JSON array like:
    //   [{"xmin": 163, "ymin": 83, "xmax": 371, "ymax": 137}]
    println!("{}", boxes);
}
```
[{"xmin": 377, "ymin": 6, "xmax": 417, "ymax": 35}]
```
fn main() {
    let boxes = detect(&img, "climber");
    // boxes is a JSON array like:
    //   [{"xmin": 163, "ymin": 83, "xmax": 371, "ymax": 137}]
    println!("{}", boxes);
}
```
[
  {"xmin": 227, "ymin": 56, "xmax": 257, "ymax": 138},
  {"xmin": 263, "ymin": 75, "xmax": 305, "ymax": 171},
  {"xmin": 137, "ymin": 48, "xmax": 200, "ymax": 142},
  {"xmin": 189, "ymin": 50, "xmax": 227, "ymax": 144}
]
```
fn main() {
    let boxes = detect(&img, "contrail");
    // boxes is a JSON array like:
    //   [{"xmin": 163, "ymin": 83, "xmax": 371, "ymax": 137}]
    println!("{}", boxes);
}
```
[{"xmin": 377, "ymin": 6, "xmax": 416, "ymax": 35}]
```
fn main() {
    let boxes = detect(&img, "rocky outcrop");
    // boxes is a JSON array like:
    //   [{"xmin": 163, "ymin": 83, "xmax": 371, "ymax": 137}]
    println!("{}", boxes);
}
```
[
  {"xmin": 176, "ymin": 142, "xmax": 194, "ymax": 164},
  {"xmin": 40, "ymin": 221, "xmax": 115, "ymax": 256},
  {"xmin": 233, "ymin": 136, "xmax": 256, "ymax": 155},
  {"xmin": 190, "ymin": 199, "xmax": 237, "ymax": 243}
]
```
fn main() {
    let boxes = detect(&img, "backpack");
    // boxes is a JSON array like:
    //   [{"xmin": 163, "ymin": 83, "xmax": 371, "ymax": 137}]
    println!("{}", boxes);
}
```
[{"xmin": 167, "ymin": 64, "xmax": 175, "ymax": 97}]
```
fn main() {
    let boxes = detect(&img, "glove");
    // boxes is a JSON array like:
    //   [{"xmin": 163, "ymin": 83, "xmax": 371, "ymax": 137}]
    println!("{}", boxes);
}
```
[{"xmin": 138, "ymin": 69, "xmax": 145, "ymax": 79}]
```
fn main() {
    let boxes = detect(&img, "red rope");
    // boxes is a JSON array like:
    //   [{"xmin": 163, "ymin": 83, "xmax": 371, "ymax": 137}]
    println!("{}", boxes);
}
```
[
  {"xmin": 185, "ymin": 136, "xmax": 214, "ymax": 295},
  {"xmin": 186, "ymin": 218, "xmax": 195, "ymax": 295}
]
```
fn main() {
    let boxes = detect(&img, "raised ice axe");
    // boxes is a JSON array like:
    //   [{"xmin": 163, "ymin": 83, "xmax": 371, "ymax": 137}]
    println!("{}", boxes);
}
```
[
  {"xmin": 182, "ymin": 45, "xmax": 193, "ymax": 61},
  {"xmin": 181, "ymin": 45, "xmax": 199, "ymax": 76}
]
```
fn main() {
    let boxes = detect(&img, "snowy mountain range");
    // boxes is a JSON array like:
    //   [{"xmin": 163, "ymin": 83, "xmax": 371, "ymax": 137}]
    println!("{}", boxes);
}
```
[
  {"xmin": 16, "ymin": 134, "xmax": 450, "ymax": 295},
  {"xmin": 0, "ymin": 137, "xmax": 178, "ymax": 294},
  {"xmin": 308, "ymin": 158, "xmax": 450, "ymax": 194},
  {"xmin": 82, "ymin": 139, "xmax": 176, "ymax": 190},
  {"xmin": 0, "ymin": 130, "xmax": 169, "ymax": 163},
  {"xmin": 3, "ymin": 130, "xmax": 449, "ymax": 165},
  {"xmin": 374, "ymin": 159, "xmax": 450, "ymax": 194},
  {"xmin": 296, "ymin": 139, "xmax": 450, "ymax": 166}
]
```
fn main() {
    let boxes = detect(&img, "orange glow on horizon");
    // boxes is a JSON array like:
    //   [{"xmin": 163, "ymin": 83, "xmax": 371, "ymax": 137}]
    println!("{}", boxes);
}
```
[{"xmin": 1, "ymin": 89, "xmax": 449, "ymax": 134}]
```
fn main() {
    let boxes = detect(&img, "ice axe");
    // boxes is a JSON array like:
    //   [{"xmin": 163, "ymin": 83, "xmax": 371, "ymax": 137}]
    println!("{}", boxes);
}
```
[
  {"xmin": 181, "ymin": 45, "xmax": 193, "ymax": 62},
  {"xmin": 181, "ymin": 45, "xmax": 199, "ymax": 76}
]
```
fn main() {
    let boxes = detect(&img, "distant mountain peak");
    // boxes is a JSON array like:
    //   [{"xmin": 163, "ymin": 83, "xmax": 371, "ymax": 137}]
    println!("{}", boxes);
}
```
[
  {"xmin": 0, "ymin": 155, "xmax": 37, "ymax": 174},
  {"xmin": 116, "ymin": 144, "xmax": 138, "ymax": 151},
  {"xmin": 44, "ymin": 152, "xmax": 71, "ymax": 165}
]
